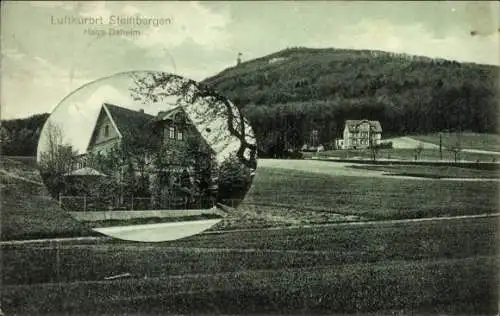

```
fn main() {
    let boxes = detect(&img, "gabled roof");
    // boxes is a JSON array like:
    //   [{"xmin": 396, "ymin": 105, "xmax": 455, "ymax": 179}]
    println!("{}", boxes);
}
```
[
  {"xmin": 345, "ymin": 119, "xmax": 382, "ymax": 132},
  {"xmin": 86, "ymin": 103, "xmax": 216, "ymax": 157},
  {"xmin": 86, "ymin": 103, "xmax": 158, "ymax": 152},
  {"xmin": 158, "ymin": 105, "xmax": 183, "ymax": 120},
  {"xmin": 103, "ymin": 103, "xmax": 156, "ymax": 138},
  {"xmin": 154, "ymin": 106, "xmax": 215, "ymax": 156}
]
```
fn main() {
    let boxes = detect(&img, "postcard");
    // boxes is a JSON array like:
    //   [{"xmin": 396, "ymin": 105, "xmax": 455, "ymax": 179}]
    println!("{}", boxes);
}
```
[{"xmin": 1, "ymin": 1, "xmax": 499, "ymax": 315}]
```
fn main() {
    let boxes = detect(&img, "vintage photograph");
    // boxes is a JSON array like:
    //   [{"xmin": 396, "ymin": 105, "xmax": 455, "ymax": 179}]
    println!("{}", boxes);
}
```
[
  {"xmin": 35, "ymin": 71, "xmax": 257, "ymax": 240},
  {"xmin": 1, "ymin": 1, "xmax": 499, "ymax": 315}
]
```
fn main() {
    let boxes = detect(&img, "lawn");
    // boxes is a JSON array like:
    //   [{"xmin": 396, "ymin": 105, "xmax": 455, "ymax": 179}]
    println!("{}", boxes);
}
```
[
  {"xmin": 2, "ymin": 216, "xmax": 498, "ymax": 314},
  {"xmin": 245, "ymin": 166, "xmax": 498, "ymax": 220},
  {"xmin": 411, "ymin": 132, "xmax": 500, "ymax": 152}
]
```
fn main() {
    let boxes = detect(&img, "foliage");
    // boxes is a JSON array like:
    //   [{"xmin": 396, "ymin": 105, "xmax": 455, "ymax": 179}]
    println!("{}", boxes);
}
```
[
  {"xmin": 217, "ymin": 153, "xmax": 253, "ymax": 205},
  {"xmin": 0, "ymin": 113, "xmax": 49, "ymax": 156},
  {"xmin": 129, "ymin": 72, "xmax": 257, "ymax": 169},
  {"xmin": 3, "ymin": 48, "xmax": 498, "ymax": 160},
  {"xmin": 201, "ymin": 47, "xmax": 499, "ymax": 156},
  {"xmin": 374, "ymin": 141, "xmax": 393, "ymax": 149},
  {"xmin": 37, "ymin": 122, "xmax": 79, "ymax": 198},
  {"xmin": 413, "ymin": 142, "xmax": 424, "ymax": 161}
]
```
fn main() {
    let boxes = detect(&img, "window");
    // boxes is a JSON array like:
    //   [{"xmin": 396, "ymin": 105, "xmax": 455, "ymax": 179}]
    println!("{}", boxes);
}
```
[
  {"xmin": 104, "ymin": 125, "xmax": 109, "ymax": 137},
  {"xmin": 169, "ymin": 127, "xmax": 175, "ymax": 139},
  {"xmin": 177, "ymin": 130, "xmax": 183, "ymax": 141}
]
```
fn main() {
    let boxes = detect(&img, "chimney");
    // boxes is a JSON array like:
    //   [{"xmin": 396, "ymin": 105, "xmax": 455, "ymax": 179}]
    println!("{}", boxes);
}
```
[{"xmin": 139, "ymin": 109, "xmax": 144, "ymax": 113}]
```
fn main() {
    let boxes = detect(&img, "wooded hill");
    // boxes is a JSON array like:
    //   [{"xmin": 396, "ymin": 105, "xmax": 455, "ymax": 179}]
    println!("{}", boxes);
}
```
[
  {"xmin": 1, "ymin": 47, "xmax": 498, "ymax": 157},
  {"xmin": 1, "ymin": 113, "xmax": 49, "ymax": 156},
  {"xmin": 201, "ymin": 47, "xmax": 499, "ymax": 155}
]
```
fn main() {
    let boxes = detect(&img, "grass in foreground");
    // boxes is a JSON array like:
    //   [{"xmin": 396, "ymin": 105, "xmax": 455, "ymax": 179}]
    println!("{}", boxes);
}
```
[
  {"xmin": 0, "ymin": 172, "xmax": 96, "ymax": 241},
  {"xmin": 2, "ymin": 217, "xmax": 498, "ymax": 314},
  {"xmin": 246, "ymin": 167, "xmax": 498, "ymax": 220}
]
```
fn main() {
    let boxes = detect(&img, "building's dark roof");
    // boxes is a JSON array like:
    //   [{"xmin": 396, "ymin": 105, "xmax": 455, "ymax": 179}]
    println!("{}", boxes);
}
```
[
  {"xmin": 345, "ymin": 119, "xmax": 382, "ymax": 132},
  {"xmin": 103, "ymin": 103, "xmax": 156, "ymax": 138},
  {"xmin": 157, "ymin": 105, "xmax": 183, "ymax": 120},
  {"xmin": 87, "ymin": 103, "xmax": 216, "ymax": 156}
]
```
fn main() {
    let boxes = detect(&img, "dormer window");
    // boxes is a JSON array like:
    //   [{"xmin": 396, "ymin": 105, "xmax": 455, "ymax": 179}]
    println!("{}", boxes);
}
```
[
  {"xmin": 104, "ymin": 125, "xmax": 109, "ymax": 137},
  {"xmin": 169, "ymin": 127, "xmax": 175, "ymax": 139}
]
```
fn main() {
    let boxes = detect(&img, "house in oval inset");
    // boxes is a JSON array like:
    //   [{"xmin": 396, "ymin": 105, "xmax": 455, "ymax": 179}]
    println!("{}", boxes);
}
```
[{"xmin": 70, "ymin": 103, "xmax": 218, "ymax": 210}]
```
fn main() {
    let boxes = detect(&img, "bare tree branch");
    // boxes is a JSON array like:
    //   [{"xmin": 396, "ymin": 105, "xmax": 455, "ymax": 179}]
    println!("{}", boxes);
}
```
[{"xmin": 129, "ymin": 72, "xmax": 257, "ymax": 169}]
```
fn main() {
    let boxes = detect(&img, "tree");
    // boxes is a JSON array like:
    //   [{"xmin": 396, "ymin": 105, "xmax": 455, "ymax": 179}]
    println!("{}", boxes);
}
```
[
  {"xmin": 129, "ymin": 72, "xmax": 257, "ymax": 170},
  {"xmin": 37, "ymin": 121, "xmax": 78, "ymax": 198},
  {"xmin": 414, "ymin": 143, "xmax": 424, "ymax": 161},
  {"xmin": 368, "ymin": 126, "xmax": 378, "ymax": 162},
  {"xmin": 448, "ymin": 140, "xmax": 462, "ymax": 163},
  {"xmin": 217, "ymin": 153, "xmax": 253, "ymax": 207}
]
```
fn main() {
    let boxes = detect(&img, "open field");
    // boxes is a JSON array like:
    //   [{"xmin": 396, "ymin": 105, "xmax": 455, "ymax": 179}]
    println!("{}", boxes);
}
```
[
  {"xmin": 245, "ymin": 164, "xmax": 498, "ymax": 220},
  {"xmin": 2, "ymin": 216, "xmax": 498, "ymax": 314},
  {"xmin": 411, "ymin": 133, "xmax": 500, "ymax": 152},
  {"xmin": 2, "ymin": 157, "xmax": 498, "ymax": 314}
]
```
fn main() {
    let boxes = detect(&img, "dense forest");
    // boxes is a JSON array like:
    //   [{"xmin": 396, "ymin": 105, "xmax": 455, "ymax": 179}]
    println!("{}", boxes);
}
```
[
  {"xmin": 2, "ymin": 47, "xmax": 498, "ymax": 157},
  {"xmin": 201, "ymin": 47, "xmax": 499, "ymax": 155},
  {"xmin": 1, "ymin": 113, "xmax": 49, "ymax": 156}
]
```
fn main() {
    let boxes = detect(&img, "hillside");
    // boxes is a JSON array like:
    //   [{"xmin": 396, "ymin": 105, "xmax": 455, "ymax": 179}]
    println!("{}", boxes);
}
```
[
  {"xmin": 1, "ymin": 48, "xmax": 498, "ymax": 157},
  {"xmin": 201, "ymin": 47, "xmax": 499, "ymax": 155},
  {"xmin": 1, "ymin": 113, "xmax": 49, "ymax": 156},
  {"xmin": 0, "ymin": 156, "xmax": 95, "ymax": 240}
]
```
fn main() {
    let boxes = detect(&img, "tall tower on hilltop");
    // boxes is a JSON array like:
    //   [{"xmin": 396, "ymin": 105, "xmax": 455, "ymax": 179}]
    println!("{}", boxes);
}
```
[{"xmin": 236, "ymin": 52, "xmax": 242, "ymax": 66}]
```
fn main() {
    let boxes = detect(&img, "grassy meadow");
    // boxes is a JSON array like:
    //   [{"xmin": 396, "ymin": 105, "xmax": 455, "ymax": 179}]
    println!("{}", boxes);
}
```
[
  {"xmin": 2, "ymin": 216, "xmax": 498, "ymax": 314},
  {"xmin": 1, "ymin": 157, "xmax": 498, "ymax": 314},
  {"xmin": 0, "ymin": 157, "xmax": 96, "ymax": 241},
  {"xmin": 2, "ymin": 156, "xmax": 499, "ymax": 238},
  {"xmin": 244, "ymin": 166, "xmax": 498, "ymax": 221}
]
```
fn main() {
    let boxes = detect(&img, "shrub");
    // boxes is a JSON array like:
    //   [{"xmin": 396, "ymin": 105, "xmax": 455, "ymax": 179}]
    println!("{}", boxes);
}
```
[{"xmin": 217, "ymin": 153, "xmax": 253, "ymax": 205}]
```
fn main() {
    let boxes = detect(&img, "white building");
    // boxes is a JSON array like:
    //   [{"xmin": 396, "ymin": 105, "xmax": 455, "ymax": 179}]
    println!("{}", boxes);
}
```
[{"xmin": 342, "ymin": 119, "xmax": 382, "ymax": 149}]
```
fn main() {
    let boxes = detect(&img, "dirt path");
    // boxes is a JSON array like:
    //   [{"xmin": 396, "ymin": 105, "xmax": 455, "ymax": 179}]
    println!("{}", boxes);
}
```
[{"xmin": 92, "ymin": 219, "xmax": 222, "ymax": 242}]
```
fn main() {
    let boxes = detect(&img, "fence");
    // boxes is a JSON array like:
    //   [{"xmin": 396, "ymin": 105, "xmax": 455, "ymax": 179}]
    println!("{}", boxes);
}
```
[{"xmin": 59, "ymin": 194, "xmax": 219, "ymax": 212}]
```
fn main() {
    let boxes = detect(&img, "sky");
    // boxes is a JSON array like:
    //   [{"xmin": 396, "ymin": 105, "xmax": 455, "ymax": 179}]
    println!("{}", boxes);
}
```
[{"xmin": 1, "ymin": 1, "xmax": 499, "ymax": 120}]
